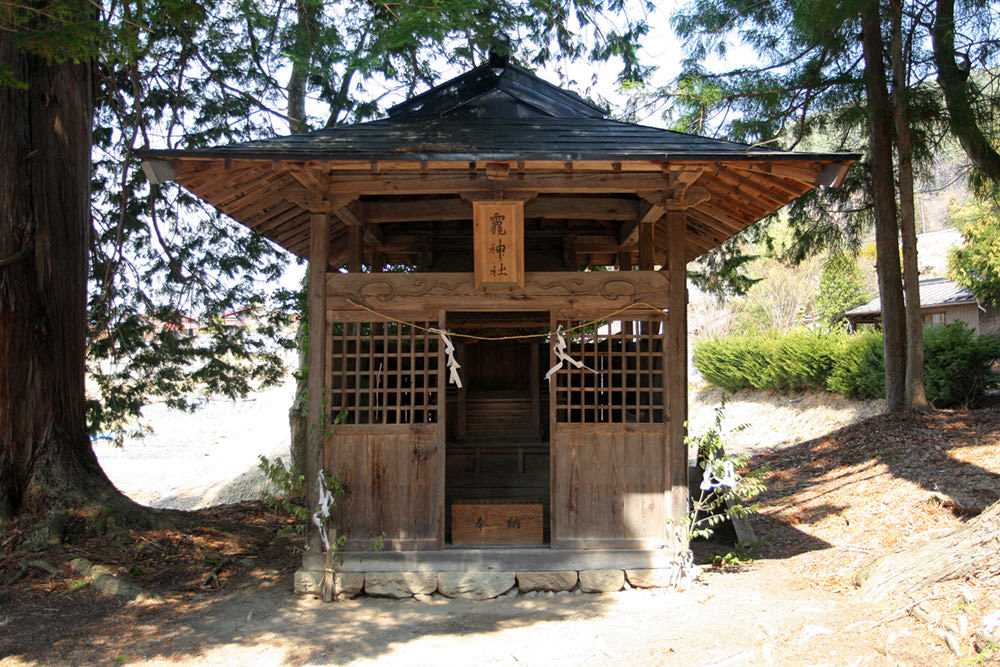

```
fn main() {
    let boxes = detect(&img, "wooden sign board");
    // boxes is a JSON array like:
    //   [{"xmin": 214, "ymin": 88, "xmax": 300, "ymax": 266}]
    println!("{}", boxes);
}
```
[
  {"xmin": 452, "ymin": 499, "xmax": 543, "ymax": 546},
  {"xmin": 473, "ymin": 200, "xmax": 524, "ymax": 290}
]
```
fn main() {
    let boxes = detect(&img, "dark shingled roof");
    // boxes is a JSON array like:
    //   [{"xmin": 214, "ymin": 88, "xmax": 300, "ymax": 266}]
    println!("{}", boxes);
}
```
[
  {"xmin": 138, "ymin": 55, "xmax": 861, "ymax": 264},
  {"xmin": 145, "ymin": 117, "xmax": 856, "ymax": 163},
  {"xmin": 387, "ymin": 55, "xmax": 606, "ymax": 119},
  {"xmin": 141, "ymin": 57, "xmax": 859, "ymax": 165},
  {"xmin": 846, "ymin": 278, "xmax": 979, "ymax": 317}
]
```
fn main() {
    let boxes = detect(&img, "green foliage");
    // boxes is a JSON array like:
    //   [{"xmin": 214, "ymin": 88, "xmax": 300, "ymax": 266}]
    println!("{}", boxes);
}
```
[
  {"xmin": 826, "ymin": 329, "xmax": 886, "ymax": 399},
  {"xmin": 0, "ymin": 2, "xmax": 102, "ymax": 88},
  {"xmin": 3, "ymin": 0, "xmax": 654, "ymax": 440},
  {"xmin": 258, "ymin": 454, "xmax": 353, "ymax": 557},
  {"xmin": 664, "ymin": 0, "xmax": 1000, "ymax": 298},
  {"xmin": 693, "ymin": 337, "xmax": 756, "ymax": 393},
  {"xmin": 923, "ymin": 322, "xmax": 1000, "ymax": 407},
  {"xmin": 814, "ymin": 252, "xmax": 868, "ymax": 329},
  {"xmin": 67, "ymin": 578, "xmax": 90, "ymax": 593},
  {"xmin": 712, "ymin": 541, "xmax": 759, "ymax": 566},
  {"xmin": 683, "ymin": 407, "xmax": 766, "ymax": 543},
  {"xmin": 258, "ymin": 455, "xmax": 308, "ymax": 538},
  {"xmin": 693, "ymin": 329, "xmax": 840, "ymax": 392},
  {"xmin": 697, "ymin": 323, "xmax": 1000, "ymax": 406},
  {"xmin": 949, "ymin": 202, "xmax": 1000, "ymax": 307}
]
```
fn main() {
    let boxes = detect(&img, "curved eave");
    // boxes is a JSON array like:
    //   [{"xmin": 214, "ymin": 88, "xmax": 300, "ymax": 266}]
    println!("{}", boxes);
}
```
[
  {"xmin": 141, "ymin": 147, "xmax": 860, "ymax": 165},
  {"xmin": 143, "ymin": 155, "xmax": 857, "ymax": 264}
]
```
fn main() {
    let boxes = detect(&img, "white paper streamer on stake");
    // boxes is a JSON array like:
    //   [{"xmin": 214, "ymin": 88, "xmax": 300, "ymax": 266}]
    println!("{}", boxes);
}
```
[
  {"xmin": 545, "ymin": 324, "xmax": 598, "ymax": 382},
  {"xmin": 431, "ymin": 328, "xmax": 463, "ymax": 388},
  {"xmin": 313, "ymin": 470, "xmax": 336, "ymax": 552}
]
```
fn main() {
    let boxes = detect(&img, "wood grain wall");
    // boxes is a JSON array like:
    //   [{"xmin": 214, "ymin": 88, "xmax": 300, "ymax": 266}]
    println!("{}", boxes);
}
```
[
  {"xmin": 550, "ymin": 424, "xmax": 669, "ymax": 549},
  {"xmin": 324, "ymin": 426, "xmax": 444, "ymax": 551}
]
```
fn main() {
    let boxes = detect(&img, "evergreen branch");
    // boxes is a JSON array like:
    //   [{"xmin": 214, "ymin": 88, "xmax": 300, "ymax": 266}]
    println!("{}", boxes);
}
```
[{"xmin": 183, "ymin": 34, "xmax": 294, "ymax": 125}]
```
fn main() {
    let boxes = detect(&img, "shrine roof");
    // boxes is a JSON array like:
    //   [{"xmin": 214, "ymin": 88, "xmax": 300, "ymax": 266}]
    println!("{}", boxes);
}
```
[{"xmin": 138, "ymin": 55, "xmax": 860, "ymax": 265}]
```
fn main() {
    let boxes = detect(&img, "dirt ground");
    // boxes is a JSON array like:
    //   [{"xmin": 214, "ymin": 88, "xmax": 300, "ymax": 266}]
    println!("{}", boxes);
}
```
[{"xmin": 3, "ymin": 395, "xmax": 1000, "ymax": 665}]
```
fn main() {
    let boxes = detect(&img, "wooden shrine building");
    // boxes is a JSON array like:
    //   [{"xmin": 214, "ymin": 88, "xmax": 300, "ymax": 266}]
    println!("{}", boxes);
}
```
[{"xmin": 142, "ymin": 55, "xmax": 857, "ymax": 592}]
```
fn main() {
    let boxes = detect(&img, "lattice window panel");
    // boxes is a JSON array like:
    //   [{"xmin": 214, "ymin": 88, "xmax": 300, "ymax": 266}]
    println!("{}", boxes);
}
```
[
  {"xmin": 329, "ymin": 321, "xmax": 440, "ymax": 425},
  {"xmin": 553, "ymin": 318, "xmax": 665, "ymax": 423}
]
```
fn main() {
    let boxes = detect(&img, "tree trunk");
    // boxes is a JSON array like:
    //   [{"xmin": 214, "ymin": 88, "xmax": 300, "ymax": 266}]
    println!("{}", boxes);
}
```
[
  {"xmin": 856, "ymin": 500, "xmax": 1000, "ymax": 602},
  {"xmin": 286, "ymin": 0, "xmax": 318, "ymax": 134},
  {"xmin": 890, "ymin": 0, "xmax": 930, "ymax": 413},
  {"xmin": 932, "ymin": 0, "xmax": 1000, "ymax": 183},
  {"xmin": 288, "ymin": 315, "xmax": 308, "ymax": 475},
  {"xmin": 0, "ymin": 13, "xmax": 161, "ymax": 531},
  {"xmin": 861, "ymin": 3, "xmax": 907, "ymax": 414}
]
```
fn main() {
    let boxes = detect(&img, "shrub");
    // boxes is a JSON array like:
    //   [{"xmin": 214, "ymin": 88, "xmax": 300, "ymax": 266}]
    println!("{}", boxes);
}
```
[
  {"xmin": 923, "ymin": 322, "xmax": 1000, "ymax": 407},
  {"xmin": 826, "ymin": 328, "xmax": 885, "ymax": 399},
  {"xmin": 777, "ymin": 329, "xmax": 840, "ymax": 390},
  {"xmin": 693, "ymin": 337, "xmax": 753, "ymax": 392},
  {"xmin": 693, "ymin": 329, "xmax": 839, "ymax": 392},
  {"xmin": 695, "ymin": 323, "xmax": 1000, "ymax": 405}
]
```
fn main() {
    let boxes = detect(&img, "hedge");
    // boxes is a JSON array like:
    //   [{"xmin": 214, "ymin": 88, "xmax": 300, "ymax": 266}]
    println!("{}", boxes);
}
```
[
  {"xmin": 693, "ymin": 323, "xmax": 1000, "ymax": 406},
  {"xmin": 693, "ymin": 329, "xmax": 840, "ymax": 393}
]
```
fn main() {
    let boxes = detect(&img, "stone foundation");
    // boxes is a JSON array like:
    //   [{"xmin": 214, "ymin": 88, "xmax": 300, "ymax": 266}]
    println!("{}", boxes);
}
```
[{"xmin": 294, "ymin": 564, "xmax": 688, "ymax": 599}]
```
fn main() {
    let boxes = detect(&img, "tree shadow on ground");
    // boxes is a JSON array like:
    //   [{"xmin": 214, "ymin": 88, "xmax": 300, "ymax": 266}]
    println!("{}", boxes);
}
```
[
  {"xmin": 746, "ymin": 407, "xmax": 1000, "ymax": 560},
  {"xmin": 2, "ymin": 565, "xmax": 619, "ymax": 665}
]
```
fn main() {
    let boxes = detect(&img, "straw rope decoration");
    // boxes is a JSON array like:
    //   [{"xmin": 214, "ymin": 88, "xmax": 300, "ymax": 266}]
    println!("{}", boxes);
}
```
[
  {"xmin": 344, "ymin": 298, "xmax": 667, "ymax": 341},
  {"xmin": 343, "ymin": 298, "xmax": 669, "ymax": 387}
]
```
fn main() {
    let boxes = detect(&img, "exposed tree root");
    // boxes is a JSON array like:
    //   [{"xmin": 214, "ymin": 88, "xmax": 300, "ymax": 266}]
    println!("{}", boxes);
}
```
[{"xmin": 855, "ymin": 499, "xmax": 1000, "ymax": 602}]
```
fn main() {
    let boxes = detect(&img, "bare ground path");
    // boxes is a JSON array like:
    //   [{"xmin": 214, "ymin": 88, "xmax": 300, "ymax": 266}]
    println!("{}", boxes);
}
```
[
  {"xmin": 1, "ymin": 557, "xmax": 911, "ymax": 666},
  {"xmin": 4, "ymin": 386, "xmax": 998, "ymax": 665}
]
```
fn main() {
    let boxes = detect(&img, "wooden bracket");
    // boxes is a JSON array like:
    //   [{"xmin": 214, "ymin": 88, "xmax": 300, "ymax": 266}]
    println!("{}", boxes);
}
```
[
  {"xmin": 288, "ymin": 168, "xmax": 327, "ymax": 192},
  {"xmin": 673, "ymin": 168, "xmax": 706, "ymax": 202},
  {"xmin": 485, "ymin": 162, "xmax": 511, "ymax": 181},
  {"xmin": 619, "ymin": 193, "xmax": 667, "ymax": 247},
  {"xmin": 460, "ymin": 190, "xmax": 538, "ymax": 204},
  {"xmin": 639, "ymin": 185, "xmax": 710, "ymax": 211}
]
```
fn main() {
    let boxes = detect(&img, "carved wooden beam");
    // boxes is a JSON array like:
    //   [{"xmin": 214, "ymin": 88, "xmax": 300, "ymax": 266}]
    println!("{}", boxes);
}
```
[
  {"xmin": 459, "ymin": 190, "xmax": 538, "ymax": 204},
  {"xmin": 485, "ymin": 162, "xmax": 511, "ymax": 181},
  {"xmin": 364, "ymin": 195, "xmax": 640, "ymax": 223},
  {"xmin": 326, "ymin": 270, "xmax": 672, "ymax": 312},
  {"xmin": 638, "ymin": 186, "xmax": 711, "ymax": 212},
  {"xmin": 327, "ymin": 171, "xmax": 672, "ymax": 196},
  {"xmin": 331, "ymin": 199, "xmax": 381, "ymax": 246},
  {"xmin": 287, "ymin": 168, "xmax": 328, "ymax": 192}
]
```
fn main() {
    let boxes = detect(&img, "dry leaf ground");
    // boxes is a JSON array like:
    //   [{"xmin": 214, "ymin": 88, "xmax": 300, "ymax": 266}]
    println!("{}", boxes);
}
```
[{"xmin": 2, "ymin": 391, "xmax": 999, "ymax": 665}]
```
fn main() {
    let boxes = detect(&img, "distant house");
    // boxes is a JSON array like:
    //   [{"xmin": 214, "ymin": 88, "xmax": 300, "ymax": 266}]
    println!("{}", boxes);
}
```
[
  {"xmin": 845, "ymin": 277, "xmax": 1000, "ymax": 335},
  {"xmin": 151, "ymin": 313, "xmax": 200, "ymax": 335},
  {"xmin": 218, "ymin": 307, "xmax": 251, "ymax": 329}
]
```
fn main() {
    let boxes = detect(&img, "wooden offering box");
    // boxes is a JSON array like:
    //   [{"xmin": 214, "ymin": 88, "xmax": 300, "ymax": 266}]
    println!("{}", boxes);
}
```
[{"xmin": 452, "ymin": 499, "xmax": 543, "ymax": 546}]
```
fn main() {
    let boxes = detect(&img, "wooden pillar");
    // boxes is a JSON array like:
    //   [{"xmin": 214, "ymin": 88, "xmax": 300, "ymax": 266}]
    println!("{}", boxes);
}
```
[
  {"xmin": 617, "ymin": 250, "xmax": 632, "ymax": 271},
  {"xmin": 303, "ymin": 202, "xmax": 330, "ymax": 571},
  {"xmin": 639, "ymin": 221, "xmax": 655, "ymax": 271},
  {"xmin": 530, "ymin": 342, "xmax": 541, "ymax": 439},
  {"xmin": 665, "ymin": 208, "xmax": 688, "ymax": 535},
  {"xmin": 347, "ymin": 226, "xmax": 363, "ymax": 273}
]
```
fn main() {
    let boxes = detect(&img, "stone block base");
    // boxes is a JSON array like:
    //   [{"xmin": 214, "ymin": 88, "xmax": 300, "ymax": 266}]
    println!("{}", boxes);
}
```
[
  {"xmin": 578, "ymin": 569, "xmax": 625, "ymax": 593},
  {"xmin": 517, "ymin": 571, "xmax": 578, "ymax": 592},
  {"xmin": 293, "ymin": 567, "xmax": 323, "ymax": 596},
  {"xmin": 438, "ymin": 571, "xmax": 515, "ymax": 600},
  {"xmin": 295, "ymin": 564, "xmax": 686, "ymax": 599}
]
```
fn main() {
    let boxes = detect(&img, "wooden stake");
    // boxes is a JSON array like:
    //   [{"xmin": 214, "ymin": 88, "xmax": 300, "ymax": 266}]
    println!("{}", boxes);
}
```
[
  {"xmin": 304, "ymin": 204, "xmax": 330, "ymax": 573},
  {"xmin": 665, "ymin": 209, "xmax": 688, "ymax": 535}
]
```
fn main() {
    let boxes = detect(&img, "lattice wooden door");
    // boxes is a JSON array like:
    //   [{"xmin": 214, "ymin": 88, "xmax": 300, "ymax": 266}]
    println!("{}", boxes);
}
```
[
  {"xmin": 323, "ymin": 313, "xmax": 446, "ymax": 550},
  {"xmin": 549, "ymin": 314, "xmax": 670, "ymax": 549}
]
